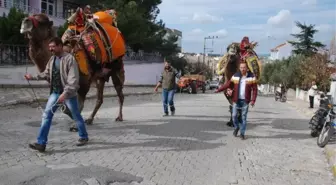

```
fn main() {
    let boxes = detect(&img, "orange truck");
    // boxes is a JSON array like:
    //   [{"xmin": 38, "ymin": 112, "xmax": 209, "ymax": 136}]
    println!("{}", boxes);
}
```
[{"xmin": 176, "ymin": 74, "xmax": 206, "ymax": 94}]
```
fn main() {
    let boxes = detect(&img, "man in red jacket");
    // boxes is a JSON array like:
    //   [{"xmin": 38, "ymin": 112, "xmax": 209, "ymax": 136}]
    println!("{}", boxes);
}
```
[{"xmin": 215, "ymin": 62, "xmax": 258, "ymax": 139}]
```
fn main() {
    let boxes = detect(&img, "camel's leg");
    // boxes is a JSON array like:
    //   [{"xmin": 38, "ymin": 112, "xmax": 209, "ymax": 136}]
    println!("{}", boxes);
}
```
[
  {"xmin": 85, "ymin": 78, "xmax": 105, "ymax": 125},
  {"xmin": 111, "ymin": 58, "xmax": 125, "ymax": 122},
  {"xmin": 114, "ymin": 85, "xmax": 124, "ymax": 121},
  {"xmin": 224, "ymin": 92, "xmax": 234, "ymax": 127}
]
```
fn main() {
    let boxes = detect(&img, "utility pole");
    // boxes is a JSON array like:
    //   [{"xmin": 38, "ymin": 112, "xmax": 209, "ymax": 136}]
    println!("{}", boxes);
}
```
[{"xmin": 203, "ymin": 36, "xmax": 218, "ymax": 65}]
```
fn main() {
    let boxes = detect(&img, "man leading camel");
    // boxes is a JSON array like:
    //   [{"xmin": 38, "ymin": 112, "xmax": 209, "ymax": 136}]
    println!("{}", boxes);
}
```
[
  {"xmin": 25, "ymin": 37, "xmax": 89, "ymax": 152},
  {"xmin": 215, "ymin": 62, "xmax": 258, "ymax": 140}
]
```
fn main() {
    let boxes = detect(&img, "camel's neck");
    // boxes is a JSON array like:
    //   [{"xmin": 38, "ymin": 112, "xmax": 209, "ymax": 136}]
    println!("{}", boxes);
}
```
[{"xmin": 29, "ymin": 39, "xmax": 51, "ymax": 73}]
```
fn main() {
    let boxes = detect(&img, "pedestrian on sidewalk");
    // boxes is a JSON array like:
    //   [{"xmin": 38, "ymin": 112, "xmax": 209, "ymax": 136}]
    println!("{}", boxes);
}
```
[
  {"xmin": 308, "ymin": 81, "xmax": 318, "ymax": 108},
  {"xmin": 24, "ymin": 37, "xmax": 89, "ymax": 152},
  {"xmin": 154, "ymin": 59, "xmax": 180, "ymax": 116},
  {"xmin": 215, "ymin": 62, "xmax": 258, "ymax": 140}
]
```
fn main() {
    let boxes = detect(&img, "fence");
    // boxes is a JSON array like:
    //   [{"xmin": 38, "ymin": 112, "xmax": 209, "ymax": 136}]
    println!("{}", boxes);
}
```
[
  {"xmin": 0, "ymin": 44, "xmax": 30, "ymax": 65},
  {"xmin": 0, "ymin": 44, "xmax": 163, "ymax": 66}
]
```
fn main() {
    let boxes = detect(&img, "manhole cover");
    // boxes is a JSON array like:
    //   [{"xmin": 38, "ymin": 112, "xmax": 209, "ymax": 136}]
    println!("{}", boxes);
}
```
[{"xmin": 18, "ymin": 165, "xmax": 143, "ymax": 185}]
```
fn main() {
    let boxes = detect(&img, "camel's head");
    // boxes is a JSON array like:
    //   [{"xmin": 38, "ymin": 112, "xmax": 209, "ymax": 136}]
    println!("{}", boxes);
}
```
[
  {"xmin": 20, "ymin": 14, "xmax": 54, "ymax": 41},
  {"xmin": 226, "ymin": 43, "xmax": 240, "ymax": 63},
  {"xmin": 227, "ymin": 43, "xmax": 240, "ymax": 56}
]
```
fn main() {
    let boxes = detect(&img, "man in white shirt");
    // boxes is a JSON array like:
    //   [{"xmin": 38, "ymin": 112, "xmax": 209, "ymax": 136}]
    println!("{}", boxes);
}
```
[
  {"xmin": 308, "ymin": 81, "xmax": 318, "ymax": 108},
  {"xmin": 215, "ymin": 62, "xmax": 258, "ymax": 140}
]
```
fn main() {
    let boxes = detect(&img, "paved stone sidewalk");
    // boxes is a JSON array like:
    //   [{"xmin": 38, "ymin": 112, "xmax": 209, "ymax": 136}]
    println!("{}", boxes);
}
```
[
  {"xmin": 287, "ymin": 97, "xmax": 336, "ymax": 178},
  {"xmin": 0, "ymin": 86, "xmax": 156, "ymax": 107},
  {"xmin": 287, "ymin": 98, "xmax": 318, "ymax": 117},
  {"xmin": 0, "ymin": 93, "xmax": 334, "ymax": 185}
]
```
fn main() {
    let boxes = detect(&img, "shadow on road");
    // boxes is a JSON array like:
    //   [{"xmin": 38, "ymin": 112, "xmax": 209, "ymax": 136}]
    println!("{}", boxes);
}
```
[
  {"xmin": 20, "ymin": 116, "xmax": 313, "ymax": 154},
  {"xmin": 48, "ymin": 118, "xmax": 236, "ymax": 154}
]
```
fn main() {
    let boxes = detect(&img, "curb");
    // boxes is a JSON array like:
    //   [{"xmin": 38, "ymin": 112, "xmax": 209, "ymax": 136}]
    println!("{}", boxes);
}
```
[
  {"xmin": 325, "ymin": 145, "xmax": 336, "ymax": 179},
  {"xmin": 0, "ymin": 83, "xmax": 156, "ymax": 88},
  {"xmin": 0, "ymin": 91, "xmax": 156, "ymax": 107}
]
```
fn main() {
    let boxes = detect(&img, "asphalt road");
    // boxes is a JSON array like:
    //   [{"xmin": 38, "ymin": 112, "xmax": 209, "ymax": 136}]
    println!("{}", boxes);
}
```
[{"xmin": 0, "ymin": 92, "xmax": 334, "ymax": 185}]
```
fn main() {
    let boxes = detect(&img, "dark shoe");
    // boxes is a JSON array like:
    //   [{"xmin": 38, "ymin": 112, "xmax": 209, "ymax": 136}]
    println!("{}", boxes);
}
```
[
  {"xmin": 28, "ymin": 143, "xmax": 46, "ymax": 152},
  {"xmin": 171, "ymin": 111, "xmax": 175, "ymax": 116},
  {"xmin": 76, "ymin": 138, "xmax": 89, "ymax": 146},
  {"xmin": 240, "ymin": 134, "xmax": 246, "ymax": 140},
  {"xmin": 227, "ymin": 121, "xmax": 234, "ymax": 127},
  {"xmin": 163, "ymin": 113, "xmax": 168, "ymax": 117},
  {"xmin": 233, "ymin": 128, "xmax": 239, "ymax": 137}
]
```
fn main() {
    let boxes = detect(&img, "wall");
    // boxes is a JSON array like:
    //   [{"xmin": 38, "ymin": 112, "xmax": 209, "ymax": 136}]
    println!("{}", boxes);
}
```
[
  {"xmin": 51, "ymin": 0, "xmax": 65, "ymax": 26},
  {"xmin": 0, "ymin": 0, "xmax": 65, "ymax": 27},
  {"xmin": 261, "ymin": 85, "xmax": 321, "ymax": 107},
  {"xmin": 29, "ymin": 0, "xmax": 40, "ymax": 13},
  {"xmin": 295, "ymin": 88, "xmax": 322, "ymax": 107},
  {"xmin": 124, "ymin": 62, "xmax": 164, "ymax": 85}
]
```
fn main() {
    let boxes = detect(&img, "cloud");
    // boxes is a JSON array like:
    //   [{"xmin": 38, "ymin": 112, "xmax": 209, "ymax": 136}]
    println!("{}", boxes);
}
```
[
  {"xmin": 192, "ymin": 13, "xmax": 223, "ymax": 23},
  {"xmin": 157, "ymin": 0, "xmax": 335, "ymax": 53},
  {"xmin": 267, "ymin": 10, "xmax": 292, "ymax": 27},
  {"xmin": 179, "ymin": 13, "xmax": 224, "ymax": 24},
  {"xmin": 209, "ymin": 29, "xmax": 228, "ymax": 37},
  {"xmin": 316, "ymin": 24, "xmax": 333, "ymax": 32},
  {"xmin": 291, "ymin": 25, "xmax": 301, "ymax": 34},
  {"xmin": 191, "ymin": 28, "xmax": 204, "ymax": 34},
  {"xmin": 301, "ymin": 0, "xmax": 317, "ymax": 6}
]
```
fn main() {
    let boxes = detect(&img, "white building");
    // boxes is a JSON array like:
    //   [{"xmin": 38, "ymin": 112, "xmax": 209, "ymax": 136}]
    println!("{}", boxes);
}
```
[
  {"xmin": 0, "ymin": 0, "xmax": 82, "ymax": 27},
  {"xmin": 164, "ymin": 28, "xmax": 182, "ymax": 52},
  {"xmin": 269, "ymin": 42, "xmax": 293, "ymax": 61}
]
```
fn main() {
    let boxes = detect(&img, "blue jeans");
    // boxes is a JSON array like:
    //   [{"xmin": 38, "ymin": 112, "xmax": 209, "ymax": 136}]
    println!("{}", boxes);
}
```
[
  {"xmin": 232, "ymin": 99, "xmax": 249, "ymax": 135},
  {"xmin": 162, "ymin": 88, "xmax": 175, "ymax": 114},
  {"xmin": 37, "ymin": 93, "xmax": 88, "ymax": 145}
]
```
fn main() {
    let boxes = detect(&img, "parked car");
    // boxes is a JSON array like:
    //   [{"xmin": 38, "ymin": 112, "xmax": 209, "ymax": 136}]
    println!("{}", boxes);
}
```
[{"xmin": 209, "ymin": 80, "xmax": 219, "ymax": 90}]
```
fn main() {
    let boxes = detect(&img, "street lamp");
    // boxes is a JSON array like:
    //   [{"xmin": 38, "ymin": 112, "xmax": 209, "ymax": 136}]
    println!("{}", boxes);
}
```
[{"xmin": 203, "ymin": 36, "xmax": 219, "ymax": 65}]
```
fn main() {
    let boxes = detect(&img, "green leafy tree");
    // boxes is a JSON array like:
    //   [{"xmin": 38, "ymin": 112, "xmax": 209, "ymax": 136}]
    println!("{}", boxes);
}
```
[
  {"xmin": 0, "ymin": 8, "xmax": 28, "ymax": 45},
  {"xmin": 288, "ymin": 21, "xmax": 325, "ymax": 56},
  {"xmin": 165, "ymin": 55, "xmax": 188, "ymax": 75},
  {"xmin": 57, "ymin": 21, "xmax": 68, "ymax": 37}
]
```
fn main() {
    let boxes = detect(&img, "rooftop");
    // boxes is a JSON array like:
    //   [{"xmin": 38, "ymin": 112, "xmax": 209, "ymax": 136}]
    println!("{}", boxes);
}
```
[{"xmin": 270, "ymin": 42, "xmax": 287, "ymax": 52}]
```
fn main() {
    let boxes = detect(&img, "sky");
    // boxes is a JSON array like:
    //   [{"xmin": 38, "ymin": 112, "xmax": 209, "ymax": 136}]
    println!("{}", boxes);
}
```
[{"xmin": 157, "ymin": 0, "xmax": 336, "ymax": 54}]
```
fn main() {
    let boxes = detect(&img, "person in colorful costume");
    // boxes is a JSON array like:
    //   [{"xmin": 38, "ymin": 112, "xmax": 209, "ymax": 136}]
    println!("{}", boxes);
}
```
[{"xmin": 240, "ymin": 36, "xmax": 250, "ymax": 60}]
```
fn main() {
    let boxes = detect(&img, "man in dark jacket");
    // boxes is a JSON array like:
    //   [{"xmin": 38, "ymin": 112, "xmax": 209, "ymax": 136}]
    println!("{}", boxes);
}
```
[
  {"xmin": 215, "ymin": 62, "xmax": 258, "ymax": 139},
  {"xmin": 154, "ymin": 60, "xmax": 180, "ymax": 116}
]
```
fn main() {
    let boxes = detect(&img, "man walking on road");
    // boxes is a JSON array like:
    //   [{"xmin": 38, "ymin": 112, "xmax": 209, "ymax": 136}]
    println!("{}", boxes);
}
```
[
  {"xmin": 215, "ymin": 62, "xmax": 258, "ymax": 140},
  {"xmin": 24, "ymin": 37, "xmax": 89, "ymax": 152},
  {"xmin": 154, "ymin": 59, "xmax": 180, "ymax": 116}
]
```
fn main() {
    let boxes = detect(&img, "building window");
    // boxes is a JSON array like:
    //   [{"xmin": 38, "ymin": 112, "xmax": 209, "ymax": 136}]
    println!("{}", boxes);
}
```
[
  {"xmin": 4, "ymin": 0, "xmax": 28, "ymax": 11},
  {"xmin": 41, "ymin": 0, "xmax": 56, "ymax": 16},
  {"xmin": 63, "ymin": 1, "xmax": 79, "ymax": 19}
]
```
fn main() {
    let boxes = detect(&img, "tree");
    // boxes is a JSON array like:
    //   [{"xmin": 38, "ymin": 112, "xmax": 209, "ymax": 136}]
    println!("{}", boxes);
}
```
[
  {"xmin": 288, "ymin": 21, "xmax": 325, "ymax": 56},
  {"xmin": 0, "ymin": 8, "xmax": 28, "ymax": 45},
  {"xmin": 57, "ymin": 21, "xmax": 68, "ymax": 37},
  {"xmin": 299, "ymin": 54, "xmax": 332, "ymax": 91},
  {"xmin": 165, "ymin": 55, "xmax": 188, "ymax": 75}
]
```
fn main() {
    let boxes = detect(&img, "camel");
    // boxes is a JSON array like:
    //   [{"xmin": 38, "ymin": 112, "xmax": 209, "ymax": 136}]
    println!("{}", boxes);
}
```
[
  {"xmin": 216, "ymin": 42, "xmax": 261, "ymax": 126},
  {"xmin": 216, "ymin": 43, "xmax": 242, "ymax": 126},
  {"xmin": 20, "ymin": 10, "xmax": 126, "ymax": 132}
]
